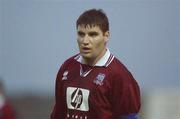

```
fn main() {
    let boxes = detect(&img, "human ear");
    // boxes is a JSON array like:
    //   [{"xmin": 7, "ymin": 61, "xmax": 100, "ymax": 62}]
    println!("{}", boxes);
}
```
[{"xmin": 104, "ymin": 31, "xmax": 110, "ymax": 43}]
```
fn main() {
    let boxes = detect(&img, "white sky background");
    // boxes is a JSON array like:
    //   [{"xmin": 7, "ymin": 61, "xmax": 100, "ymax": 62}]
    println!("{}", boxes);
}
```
[{"xmin": 0, "ymin": 0, "xmax": 179, "ymax": 96}]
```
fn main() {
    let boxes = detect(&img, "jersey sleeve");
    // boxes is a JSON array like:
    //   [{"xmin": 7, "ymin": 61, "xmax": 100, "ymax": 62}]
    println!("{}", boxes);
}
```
[
  {"xmin": 2, "ymin": 103, "xmax": 16, "ymax": 119},
  {"xmin": 50, "ymin": 62, "xmax": 67, "ymax": 119},
  {"xmin": 111, "ymin": 68, "xmax": 141, "ymax": 119}
]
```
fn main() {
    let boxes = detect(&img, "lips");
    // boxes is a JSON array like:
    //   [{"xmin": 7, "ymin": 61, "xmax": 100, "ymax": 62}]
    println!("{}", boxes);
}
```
[
  {"xmin": 82, "ymin": 47, "xmax": 91, "ymax": 53},
  {"xmin": 83, "ymin": 47, "xmax": 90, "ymax": 50}
]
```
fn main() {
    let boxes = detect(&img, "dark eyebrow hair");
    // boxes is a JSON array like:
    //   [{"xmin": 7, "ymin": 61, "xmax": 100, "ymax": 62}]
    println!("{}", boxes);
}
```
[
  {"xmin": 88, "ymin": 31, "xmax": 98, "ymax": 35},
  {"xmin": 88, "ymin": 31, "xmax": 98, "ymax": 33},
  {"xmin": 77, "ymin": 30, "xmax": 99, "ymax": 38},
  {"xmin": 77, "ymin": 31, "xmax": 84, "ymax": 33},
  {"xmin": 77, "ymin": 31, "xmax": 85, "ymax": 34},
  {"xmin": 77, "ymin": 31, "xmax": 99, "ymax": 34}
]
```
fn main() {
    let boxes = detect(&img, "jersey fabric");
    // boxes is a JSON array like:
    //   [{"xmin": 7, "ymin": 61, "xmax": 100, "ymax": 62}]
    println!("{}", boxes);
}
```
[
  {"xmin": 51, "ymin": 49, "xmax": 141, "ymax": 119},
  {"xmin": 0, "ymin": 102, "xmax": 16, "ymax": 119}
]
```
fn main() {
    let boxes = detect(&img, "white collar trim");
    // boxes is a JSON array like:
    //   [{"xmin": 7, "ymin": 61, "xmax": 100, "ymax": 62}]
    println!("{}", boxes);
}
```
[{"xmin": 75, "ymin": 49, "xmax": 114, "ymax": 67}]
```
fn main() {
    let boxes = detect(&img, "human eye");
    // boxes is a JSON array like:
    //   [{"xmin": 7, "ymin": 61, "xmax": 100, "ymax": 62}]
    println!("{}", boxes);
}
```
[
  {"xmin": 88, "ymin": 32, "xmax": 98, "ymax": 37},
  {"xmin": 77, "ymin": 31, "xmax": 85, "ymax": 37}
]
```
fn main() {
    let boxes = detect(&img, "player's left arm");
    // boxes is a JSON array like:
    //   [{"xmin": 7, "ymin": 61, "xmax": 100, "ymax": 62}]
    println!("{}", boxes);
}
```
[{"xmin": 111, "ymin": 68, "xmax": 141, "ymax": 119}]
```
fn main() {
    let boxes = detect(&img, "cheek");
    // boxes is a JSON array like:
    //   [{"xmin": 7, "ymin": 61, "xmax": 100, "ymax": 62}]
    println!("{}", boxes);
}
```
[{"xmin": 94, "ymin": 39, "xmax": 105, "ymax": 49}]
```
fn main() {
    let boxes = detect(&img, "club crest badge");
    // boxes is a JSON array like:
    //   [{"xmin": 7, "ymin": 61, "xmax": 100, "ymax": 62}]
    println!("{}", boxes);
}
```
[{"xmin": 93, "ymin": 73, "xmax": 105, "ymax": 86}]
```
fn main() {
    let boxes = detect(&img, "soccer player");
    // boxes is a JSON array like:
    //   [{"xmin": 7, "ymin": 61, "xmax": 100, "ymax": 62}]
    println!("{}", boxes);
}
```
[{"xmin": 51, "ymin": 9, "xmax": 141, "ymax": 119}]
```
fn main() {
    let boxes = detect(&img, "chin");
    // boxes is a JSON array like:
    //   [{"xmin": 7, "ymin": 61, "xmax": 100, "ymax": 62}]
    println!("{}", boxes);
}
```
[{"xmin": 81, "ymin": 53, "xmax": 92, "ymax": 59}]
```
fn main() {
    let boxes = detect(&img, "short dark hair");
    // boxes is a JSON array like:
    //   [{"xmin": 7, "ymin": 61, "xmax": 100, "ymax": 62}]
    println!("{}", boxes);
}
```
[{"xmin": 76, "ymin": 9, "xmax": 109, "ymax": 34}]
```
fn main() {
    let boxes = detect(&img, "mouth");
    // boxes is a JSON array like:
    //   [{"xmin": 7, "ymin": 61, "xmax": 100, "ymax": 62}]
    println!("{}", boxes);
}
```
[
  {"xmin": 83, "ymin": 47, "xmax": 90, "ymax": 50},
  {"xmin": 81, "ymin": 47, "xmax": 91, "ymax": 53}
]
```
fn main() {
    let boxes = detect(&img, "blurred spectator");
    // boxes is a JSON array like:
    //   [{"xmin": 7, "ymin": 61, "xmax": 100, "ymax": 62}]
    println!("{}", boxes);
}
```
[{"xmin": 0, "ymin": 80, "xmax": 16, "ymax": 119}]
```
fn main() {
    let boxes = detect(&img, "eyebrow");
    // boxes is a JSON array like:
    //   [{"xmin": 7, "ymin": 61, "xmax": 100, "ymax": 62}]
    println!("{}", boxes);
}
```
[
  {"xmin": 77, "ymin": 31, "xmax": 99, "ymax": 35},
  {"xmin": 77, "ymin": 31, "xmax": 85, "ymax": 35},
  {"xmin": 88, "ymin": 31, "xmax": 98, "ymax": 35}
]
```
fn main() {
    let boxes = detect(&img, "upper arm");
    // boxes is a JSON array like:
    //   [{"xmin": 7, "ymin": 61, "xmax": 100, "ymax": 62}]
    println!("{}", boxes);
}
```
[
  {"xmin": 111, "ymin": 69, "xmax": 141, "ymax": 118},
  {"xmin": 51, "ymin": 61, "xmax": 68, "ymax": 119}
]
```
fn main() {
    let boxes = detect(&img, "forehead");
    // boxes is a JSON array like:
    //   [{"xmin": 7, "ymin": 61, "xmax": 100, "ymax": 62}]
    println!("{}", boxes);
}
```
[{"xmin": 77, "ymin": 25, "xmax": 102, "ymax": 33}]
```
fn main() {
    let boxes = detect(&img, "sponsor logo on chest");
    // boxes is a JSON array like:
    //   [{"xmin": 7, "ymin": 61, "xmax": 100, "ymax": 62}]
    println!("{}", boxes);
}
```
[{"xmin": 66, "ymin": 87, "xmax": 90, "ymax": 111}]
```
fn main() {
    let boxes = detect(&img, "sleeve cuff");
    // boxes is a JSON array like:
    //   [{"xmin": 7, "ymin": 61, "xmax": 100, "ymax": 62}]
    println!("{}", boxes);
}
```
[{"xmin": 121, "ymin": 113, "xmax": 138, "ymax": 119}]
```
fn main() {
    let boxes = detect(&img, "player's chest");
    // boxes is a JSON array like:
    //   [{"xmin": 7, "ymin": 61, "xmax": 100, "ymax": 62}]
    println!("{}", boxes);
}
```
[
  {"xmin": 60, "ymin": 67, "xmax": 111, "ymax": 112},
  {"xmin": 61, "ymin": 66, "xmax": 110, "ymax": 91}
]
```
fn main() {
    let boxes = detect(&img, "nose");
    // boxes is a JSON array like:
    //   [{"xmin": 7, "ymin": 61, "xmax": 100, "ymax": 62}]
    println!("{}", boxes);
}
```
[{"xmin": 82, "ymin": 35, "xmax": 90, "ymax": 45}]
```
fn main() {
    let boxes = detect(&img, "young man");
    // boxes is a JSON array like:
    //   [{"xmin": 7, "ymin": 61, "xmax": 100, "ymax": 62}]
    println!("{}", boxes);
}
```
[{"xmin": 51, "ymin": 9, "xmax": 141, "ymax": 119}]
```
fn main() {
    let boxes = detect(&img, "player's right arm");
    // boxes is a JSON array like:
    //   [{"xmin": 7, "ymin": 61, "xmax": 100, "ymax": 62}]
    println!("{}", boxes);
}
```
[{"xmin": 50, "ymin": 62, "xmax": 67, "ymax": 119}]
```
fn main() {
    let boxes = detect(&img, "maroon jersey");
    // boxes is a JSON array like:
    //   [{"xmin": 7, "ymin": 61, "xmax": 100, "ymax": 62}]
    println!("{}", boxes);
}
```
[
  {"xmin": 51, "ymin": 49, "xmax": 141, "ymax": 119},
  {"xmin": 0, "ymin": 102, "xmax": 16, "ymax": 119}
]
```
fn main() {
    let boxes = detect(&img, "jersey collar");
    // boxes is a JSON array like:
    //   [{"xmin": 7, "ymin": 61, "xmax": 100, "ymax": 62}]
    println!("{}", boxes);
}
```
[{"xmin": 75, "ymin": 48, "xmax": 114, "ymax": 67}]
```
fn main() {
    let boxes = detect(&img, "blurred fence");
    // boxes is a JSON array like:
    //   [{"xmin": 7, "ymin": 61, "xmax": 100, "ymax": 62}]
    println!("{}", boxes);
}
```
[
  {"xmin": 9, "ymin": 89, "xmax": 180, "ymax": 119},
  {"xmin": 10, "ymin": 95, "xmax": 53, "ymax": 119}
]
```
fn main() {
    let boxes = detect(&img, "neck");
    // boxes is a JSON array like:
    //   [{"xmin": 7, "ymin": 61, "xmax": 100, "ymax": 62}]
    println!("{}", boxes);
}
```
[{"xmin": 82, "ymin": 48, "xmax": 107, "ymax": 66}]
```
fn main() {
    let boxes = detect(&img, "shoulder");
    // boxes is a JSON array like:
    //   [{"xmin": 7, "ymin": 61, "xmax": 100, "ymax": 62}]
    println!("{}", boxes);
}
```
[
  {"xmin": 60, "ymin": 54, "xmax": 79, "ymax": 68},
  {"xmin": 109, "ymin": 56, "xmax": 137, "ymax": 84},
  {"xmin": 109, "ymin": 56, "xmax": 130, "ymax": 75},
  {"xmin": 56, "ymin": 54, "xmax": 79, "ymax": 76}
]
